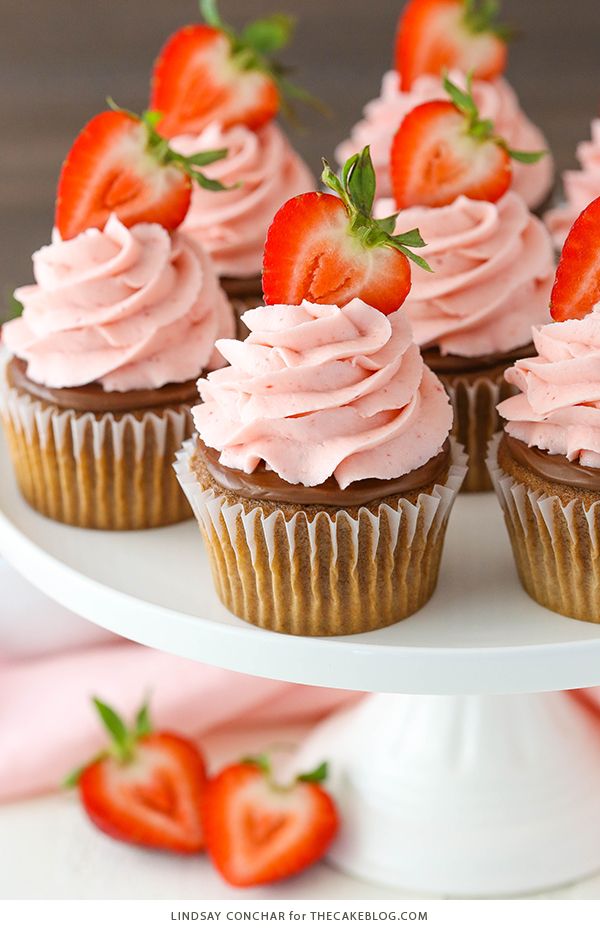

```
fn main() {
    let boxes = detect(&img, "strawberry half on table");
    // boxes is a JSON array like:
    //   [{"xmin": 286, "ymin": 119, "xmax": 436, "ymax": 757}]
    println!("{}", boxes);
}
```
[
  {"xmin": 65, "ymin": 698, "xmax": 207, "ymax": 854},
  {"xmin": 55, "ymin": 102, "xmax": 229, "ymax": 240},
  {"xmin": 550, "ymin": 196, "xmax": 600, "ymax": 322},
  {"xmin": 151, "ymin": 0, "xmax": 320, "ymax": 138},
  {"xmin": 396, "ymin": 0, "xmax": 510, "ymax": 91},
  {"xmin": 391, "ymin": 75, "xmax": 545, "ymax": 209},
  {"xmin": 203, "ymin": 756, "xmax": 339, "ymax": 887},
  {"xmin": 262, "ymin": 146, "xmax": 431, "ymax": 316}
]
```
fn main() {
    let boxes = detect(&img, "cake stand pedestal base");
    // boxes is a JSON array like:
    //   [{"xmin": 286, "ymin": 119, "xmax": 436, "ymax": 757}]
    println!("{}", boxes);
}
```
[{"xmin": 294, "ymin": 691, "xmax": 600, "ymax": 897}]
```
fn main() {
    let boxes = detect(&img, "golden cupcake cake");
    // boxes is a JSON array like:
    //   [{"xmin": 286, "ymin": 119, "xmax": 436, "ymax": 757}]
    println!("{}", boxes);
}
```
[
  {"xmin": 375, "ymin": 76, "xmax": 554, "ymax": 491},
  {"xmin": 490, "ymin": 195, "xmax": 600, "ymax": 622},
  {"xmin": 175, "ymin": 150, "xmax": 467, "ymax": 635},
  {"xmin": 1, "ymin": 106, "xmax": 235, "ymax": 530}
]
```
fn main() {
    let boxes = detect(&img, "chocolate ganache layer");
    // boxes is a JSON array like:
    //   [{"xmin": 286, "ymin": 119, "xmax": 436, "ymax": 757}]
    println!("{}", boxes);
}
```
[
  {"xmin": 505, "ymin": 434, "xmax": 600, "ymax": 491},
  {"xmin": 7, "ymin": 357, "xmax": 198, "ymax": 414},
  {"xmin": 423, "ymin": 343, "xmax": 535, "ymax": 375},
  {"xmin": 220, "ymin": 275, "xmax": 263, "ymax": 300},
  {"xmin": 199, "ymin": 439, "xmax": 451, "ymax": 507}
]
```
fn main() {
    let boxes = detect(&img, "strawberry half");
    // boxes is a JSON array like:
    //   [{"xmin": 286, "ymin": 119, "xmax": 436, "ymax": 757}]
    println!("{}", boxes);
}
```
[
  {"xmin": 65, "ymin": 698, "xmax": 207, "ymax": 854},
  {"xmin": 262, "ymin": 146, "xmax": 431, "ymax": 315},
  {"xmin": 550, "ymin": 196, "xmax": 600, "ymax": 322},
  {"xmin": 151, "ymin": 0, "xmax": 320, "ymax": 137},
  {"xmin": 203, "ymin": 757, "xmax": 339, "ymax": 887},
  {"xmin": 391, "ymin": 75, "xmax": 546, "ymax": 209},
  {"xmin": 55, "ymin": 103, "xmax": 229, "ymax": 240},
  {"xmin": 396, "ymin": 0, "xmax": 509, "ymax": 91}
]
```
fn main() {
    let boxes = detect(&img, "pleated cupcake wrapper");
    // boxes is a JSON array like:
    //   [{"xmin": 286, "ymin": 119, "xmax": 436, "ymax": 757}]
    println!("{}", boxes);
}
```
[
  {"xmin": 0, "ymin": 362, "xmax": 193, "ymax": 530},
  {"xmin": 440, "ymin": 368, "xmax": 513, "ymax": 493},
  {"xmin": 174, "ymin": 438, "xmax": 467, "ymax": 636},
  {"xmin": 488, "ymin": 432, "xmax": 600, "ymax": 623}
]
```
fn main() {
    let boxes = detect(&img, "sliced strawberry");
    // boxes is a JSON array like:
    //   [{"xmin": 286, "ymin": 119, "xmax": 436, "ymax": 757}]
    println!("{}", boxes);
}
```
[
  {"xmin": 391, "ymin": 76, "xmax": 545, "ymax": 209},
  {"xmin": 66, "ymin": 698, "xmax": 206, "ymax": 854},
  {"xmin": 550, "ymin": 196, "xmax": 600, "ymax": 322},
  {"xmin": 263, "ymin": 147, "xmax": 431, "ymax": 315},
  {"xmin": 203, "ymin": 758, "xmax": 339, "ymax": 887},
  {"xmin": 152, "ymin": 26, "xmax": 279, "ymax": 137},
  {"xmin": 151, "ymin": 2, "xmax": 319, "ymax": 137},
  {"xmin": 396, "ymin": 0, "xmax": 509, "ymax": 91},
  {"xmin": 55, "ymin": 105, "xmax": 228, "ymax": 240}
]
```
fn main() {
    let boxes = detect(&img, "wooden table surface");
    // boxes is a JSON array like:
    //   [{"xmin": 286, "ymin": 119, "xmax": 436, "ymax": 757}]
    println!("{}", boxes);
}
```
[{"xmin": 1, "ymin": 0, "xmax": 599, "ymax": 302}]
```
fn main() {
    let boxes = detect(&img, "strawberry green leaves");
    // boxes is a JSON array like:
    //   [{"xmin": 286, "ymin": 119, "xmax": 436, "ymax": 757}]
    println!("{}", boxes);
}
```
[
  {"xmin": 442, "ymin": 74, "xmax": 546, "ymax": 164},
  {"xmin": 63, "ymin": 696, "xmax": 156, "ymax": 787},
  {"xmin": 463, "ymin": 0, "xmax": 513, "ymax": 41},
  {"xmin": 345, "ymin": 148, "xmax": 377, "ymax": 216},
  {"xmin": 297, "ymin": 762, "xmax": 329, "ymax": 784},
  {"xmin": 241, "ymin": 13, "xmax": 295, "ymax": 56},
  {"xmin": 322, "ymin": 147, "xmax": 432, "ymax": 273},
  {"xmin": 241, "ymin": 754, "xmax": 331, "ymax": 789},
  {"xmin": 107, "ymin": 98, "xmax": 230, "ymax": 192},
  {"xmin": 7, "ymin": 293, "xmax": 23, "ymax": 320}
]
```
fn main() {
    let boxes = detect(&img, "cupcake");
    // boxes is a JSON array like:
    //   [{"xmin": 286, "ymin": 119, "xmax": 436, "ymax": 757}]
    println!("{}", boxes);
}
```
[
  {"xmin": 150, "ymin": 3, "xmax": 318, "ymax": 312},
  {"xmin": 491, "ymin": 195, "xmax": 600, "ymax": 623},
  {"xmin": 544, "ymin": 120, "xmax": 600, "ymax": 251},
  {"xmin": 375, "ymin": 76, "xmax": 555, "ymax": 491},
  {"xmin": 336, "ymin": 0, "xmax": 554, "ymax": 212},
  {"xmin": 1, "ymin": 107, "xmax": 235, "ymax": 530},
  {"xmin": 170, "ymin": 123, "xmax": 314, "ymax": 316},
  {"xmin": 175, "ymin": 149, "xmax": 466, "ymax": 636}
]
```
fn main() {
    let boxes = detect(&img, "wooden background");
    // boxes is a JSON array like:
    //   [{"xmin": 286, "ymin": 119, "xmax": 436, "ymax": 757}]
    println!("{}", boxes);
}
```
[{"xmin": 1, "ymin": 0, "xmax": 599, "ymax": 305}]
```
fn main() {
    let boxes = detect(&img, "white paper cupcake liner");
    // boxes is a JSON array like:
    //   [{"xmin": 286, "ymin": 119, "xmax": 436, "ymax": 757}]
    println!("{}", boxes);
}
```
[
  {"xmin": 488, "ymin": 432, "xmax": 600, "ymax": 622},
  {"xmin": 440, "ymin": 368, "xmax": 514, "ymax": 493},
  {"xmin": 175, "ymin": 438, "xmax": 467, "ymax": 635},
  {"xmin": 1, "ymin": 358, "xmax": 193, "ymax": 529}
]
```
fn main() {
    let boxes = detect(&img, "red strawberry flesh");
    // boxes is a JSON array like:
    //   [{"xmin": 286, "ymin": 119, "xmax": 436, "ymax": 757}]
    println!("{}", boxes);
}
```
[
  {"xmin": 55, "ymin": 111, "xmax": 192, "ymax": 240},
  {"xmin": 151, "ymin": 25, "xmax": 279, "ymax": 137},
  {"xmin": 203, "ymin": 762, "xmax": 339, "ymax": 887},
  {"xmin": 396, "ymin": 0, "xmax": 507, "ymax": 91},
  {"xmin": 263, "ymin": 193, "xmax": 414, "ymax": 315},
  {"xmin": 79, "ymin": 732, "xmax": 206, "ymax": 854},
  {"xmin": 391, "ymin": 100, "xmax": 511, "ymax": 208},
  {"xmin": 550, "ymin": 196, "xmax": 600, "ymax": 322}
]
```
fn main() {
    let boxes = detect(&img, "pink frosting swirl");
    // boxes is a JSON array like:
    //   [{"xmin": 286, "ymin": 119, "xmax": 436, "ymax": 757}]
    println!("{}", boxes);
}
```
[
  {"xmin": 193, "ymin": 299, "xmax": 452, "ymax": 488},
  {"xmin": 499, "ymin": 308, "xmax": 600, "ymax": 467},
  {"xmin": 336, "ymin": 70, "xmax": 554, "ymax": 211},
  {"xmin": 374, "ymin": 192, "xmax": 554, "ymax": 357},
  {"xmin": 545, "ymin": 120, "xmax": 600, "ymax": 250},
  {"xmin": 171, "ymin": 122, "xmax": 315, "ymax": 279},
  {"xmin": 2, "ymin": 215, "xmax": 235, "ymax": 392}
]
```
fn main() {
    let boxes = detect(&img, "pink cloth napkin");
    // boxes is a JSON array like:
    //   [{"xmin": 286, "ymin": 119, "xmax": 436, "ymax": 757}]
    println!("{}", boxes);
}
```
[{"xmin": 0, "ymin": 640, "xmax": 357, "ymax": 803}]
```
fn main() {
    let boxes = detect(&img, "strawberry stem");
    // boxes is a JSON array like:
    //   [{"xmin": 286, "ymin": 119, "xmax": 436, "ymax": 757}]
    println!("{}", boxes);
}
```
[{"xmin": 322, "ymin": 148, "xmax": 432, "ymax": 273}]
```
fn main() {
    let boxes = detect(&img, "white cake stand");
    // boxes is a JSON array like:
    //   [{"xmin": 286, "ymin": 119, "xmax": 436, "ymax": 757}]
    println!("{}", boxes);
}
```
[{"xmin": 3, "ymin": 433, "xmax": 600, "ymax": 897}]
